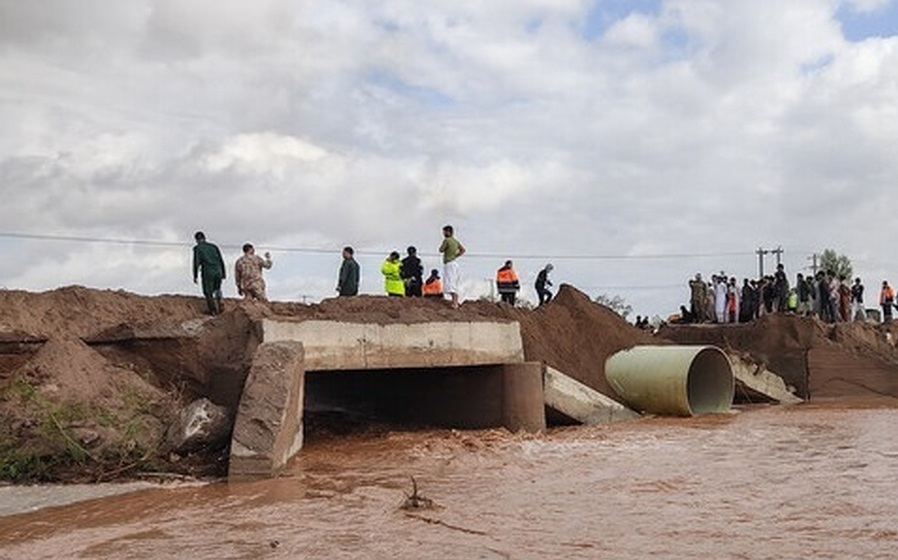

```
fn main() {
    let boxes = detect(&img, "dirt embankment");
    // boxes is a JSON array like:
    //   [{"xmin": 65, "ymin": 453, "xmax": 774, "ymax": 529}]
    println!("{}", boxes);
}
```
[
  {"xmin": 657, "ymin": 313, "xmax": 898, "ymax": 401},
  {"xmin": 0, "ymin": 287, "xmax": 227, "ymax": 482},
  {"xmin": 0, "ymin": 284, "xmax": 651, "ymax": 483}
]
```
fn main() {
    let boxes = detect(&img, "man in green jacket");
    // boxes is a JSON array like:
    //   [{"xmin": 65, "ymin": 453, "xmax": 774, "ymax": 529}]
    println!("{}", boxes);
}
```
[
  {"xmin": 192, "ymin": 231, "xmax": 226, "ymax": 315},
  {"xmin": 336, "ymin": 246, "xmax": 360, "ymax": 296}
]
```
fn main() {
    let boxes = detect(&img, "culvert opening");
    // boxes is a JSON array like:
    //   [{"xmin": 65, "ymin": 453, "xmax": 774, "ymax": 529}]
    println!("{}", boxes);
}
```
[
  {"xmin": 687, "ymin": 347, "xmax": 735, "ymax": 414},
  {"xmin": 303, "ymin": 365, "xmax": 507, "ymax": 439}
]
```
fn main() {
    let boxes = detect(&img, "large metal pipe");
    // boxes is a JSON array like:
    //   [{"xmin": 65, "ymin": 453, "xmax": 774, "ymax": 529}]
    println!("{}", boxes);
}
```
[{"xmin": 605, "ymin": 346, "xmax": 734, "ymax": 416}]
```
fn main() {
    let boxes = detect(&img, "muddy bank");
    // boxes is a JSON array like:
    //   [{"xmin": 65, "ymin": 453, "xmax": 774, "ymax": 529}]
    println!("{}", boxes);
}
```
[
  {"xmin": 1, "ymin": 284, "xmax": 651, "ymax": 483},
  {"xmin": 656, "ymin": 313, "xmax": 898, "ymax": 401}
]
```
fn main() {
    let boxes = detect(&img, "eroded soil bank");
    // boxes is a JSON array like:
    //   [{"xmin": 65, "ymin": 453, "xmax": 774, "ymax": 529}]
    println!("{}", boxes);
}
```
[{"xmin": 657, "ymin": 313, "xmax": 898, "ymax": 400}]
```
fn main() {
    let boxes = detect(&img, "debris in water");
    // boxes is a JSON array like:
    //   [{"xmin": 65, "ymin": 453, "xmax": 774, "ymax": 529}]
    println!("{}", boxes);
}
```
[{"xmin": 400, "ymin": 476, "xmax": 436, "ymax": 510}]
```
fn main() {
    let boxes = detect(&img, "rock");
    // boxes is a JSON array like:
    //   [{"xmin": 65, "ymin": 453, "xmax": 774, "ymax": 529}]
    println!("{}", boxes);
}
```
[
  {"xmin": 165, "ymin": 398, "xmax": 232, "ymax": 454},
  {"xmin": 71, "ymin": 427, "xmax": 101, "ymax": 447}
]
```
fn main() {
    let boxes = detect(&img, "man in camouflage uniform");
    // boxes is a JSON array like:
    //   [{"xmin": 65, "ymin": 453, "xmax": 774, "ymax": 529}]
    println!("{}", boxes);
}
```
[
  {"xmin": 688, "ymin": 273, "xmax": 708, "ymax": 323},
  {"xmin": 192, "ymin": 231, "xmax": 226, "ymax": 315},
  {"xmin": 235, "ymin": 243, "xmax": 273, "ymax": 302}
]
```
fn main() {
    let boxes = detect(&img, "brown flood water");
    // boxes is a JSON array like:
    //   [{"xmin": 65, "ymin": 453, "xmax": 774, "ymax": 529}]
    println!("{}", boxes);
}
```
[{"xmin": 2, "ymin": 404, "xmax": 898, "ymax": 559}]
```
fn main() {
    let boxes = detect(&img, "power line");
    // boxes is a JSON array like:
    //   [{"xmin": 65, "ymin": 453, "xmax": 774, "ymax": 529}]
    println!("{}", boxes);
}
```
[
  {"xmin": 0, "ymin": 231, "xmax": 756, "ymax": 261},
  {"xmin": 579, "ymin": 284, "xmax": 685, "ymax": 291},
  {"xmin": 0, "ymin": 231, "xmax": 188, "ymax": 248},
  {"xmin": 451, "ymin": 251, "xmax": 753, "ymax": 261}
]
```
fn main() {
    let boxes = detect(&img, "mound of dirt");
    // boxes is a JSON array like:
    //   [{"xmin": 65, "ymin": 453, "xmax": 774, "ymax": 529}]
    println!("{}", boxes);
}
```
[
  {"xmin": 0, "ymin": 286, "xmax": 203, "ymax": 341},
  {"xmin": 2, "ymin": 337, "xmax": 176, "ymax": 482},
  {"xmin": 495, "ymin": 285, "xmax": 657, "ymax": 394}
]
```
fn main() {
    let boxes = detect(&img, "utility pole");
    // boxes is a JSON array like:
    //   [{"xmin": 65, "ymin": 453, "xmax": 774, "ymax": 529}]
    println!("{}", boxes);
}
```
[
  {"xmin": 757, "ymin": 247, "xmax": 769, "ymax": 278},
  {"xmin": 757, "ymin": 246, "xmax": 784, "ymax": 277},
  {"xmin": 808, "ymin": 253, "xmax": 819, "ymax": 275}
]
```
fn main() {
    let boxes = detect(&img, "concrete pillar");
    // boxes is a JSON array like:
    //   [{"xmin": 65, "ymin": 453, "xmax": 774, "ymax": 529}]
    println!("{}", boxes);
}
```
[
  {"xmin": 229, "ymin": 341, "xmax": 305, "ymax": 481},
  {"xmin": 501, "ymin": 362, "xmax": 546, "ymax": 432}
]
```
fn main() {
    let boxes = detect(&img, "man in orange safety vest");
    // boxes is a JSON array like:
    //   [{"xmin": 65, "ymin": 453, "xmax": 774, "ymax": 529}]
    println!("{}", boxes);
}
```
[{"xmin": 495, "ymin": 260, "xmax": 520, "ymax": 305}]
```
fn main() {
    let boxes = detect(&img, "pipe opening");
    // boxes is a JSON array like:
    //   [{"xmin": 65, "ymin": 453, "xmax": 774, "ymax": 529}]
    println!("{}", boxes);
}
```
[
  {"xmin": 605, "ymin": 345, "xmax": 735, "ymax": 416},
  {"xmin": 687, "ymin": 348, "xmax": 735, "ymax": 414}
]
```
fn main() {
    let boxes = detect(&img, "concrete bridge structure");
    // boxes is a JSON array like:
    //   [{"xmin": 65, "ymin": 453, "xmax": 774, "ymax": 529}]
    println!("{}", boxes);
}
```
[{"xmin": 228, "ymin": 319, "xmax": 550, "ymax": 480}]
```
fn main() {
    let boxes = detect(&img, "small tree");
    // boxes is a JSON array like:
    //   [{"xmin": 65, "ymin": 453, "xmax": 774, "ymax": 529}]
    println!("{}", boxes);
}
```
[
  {"xmin": 819, "ymin": 249, "xmax": 853, "ymax": 279},
  {"xmin": 594, "ymin": 294, "xmax": 632, "ymax": 319}
]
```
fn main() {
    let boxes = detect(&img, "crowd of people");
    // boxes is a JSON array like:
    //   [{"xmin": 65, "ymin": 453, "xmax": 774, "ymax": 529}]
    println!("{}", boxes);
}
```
[
  {"xmin": 674, "ymin": 263, "xmax": 895, "ymax": 325},
  {"xmin": 192, "ymin": 231, "xmax": 897, "ymax": 326},
  {"xmin": 365, "ymin": 225, "xmax": 467, "ymax": 309},
  {"xmin": 190, "ymin": 226, "xmax": 556, "ymax": 315},
  {"xmin": 369, "ymin": 226, "xmax": 555, "ymax": 310}
]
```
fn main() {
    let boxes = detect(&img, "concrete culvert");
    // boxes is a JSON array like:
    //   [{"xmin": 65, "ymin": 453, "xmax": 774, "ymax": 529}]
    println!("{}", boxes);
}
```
[{"xmin": 605, "ymin": 346, "xmax": 734, "ymax": 416}]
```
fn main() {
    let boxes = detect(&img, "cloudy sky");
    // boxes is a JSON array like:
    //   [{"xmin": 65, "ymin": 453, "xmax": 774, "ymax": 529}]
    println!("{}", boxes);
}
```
[{"xmin": 1, "ymin": 0, "xmax": 896, "ymax": 318}]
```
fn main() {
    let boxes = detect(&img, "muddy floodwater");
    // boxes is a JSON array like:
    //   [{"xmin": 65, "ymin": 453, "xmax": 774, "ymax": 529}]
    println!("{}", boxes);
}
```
[{"xmin": 2, "ymin": 404, "xmax": 897, "ymax": 559}]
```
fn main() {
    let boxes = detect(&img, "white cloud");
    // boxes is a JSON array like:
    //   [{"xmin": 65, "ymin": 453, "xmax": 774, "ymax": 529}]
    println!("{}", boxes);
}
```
[
  {"xmin": 602, "ymin": 13, "xmax": 659, "ymax": 49},
  {"xmin": 202, "ymin": 133, "xmax": 329, "ymax": 175},
  {"xmin": 1, "ymin": 0, "xmax": 897, "ymax": 318}
]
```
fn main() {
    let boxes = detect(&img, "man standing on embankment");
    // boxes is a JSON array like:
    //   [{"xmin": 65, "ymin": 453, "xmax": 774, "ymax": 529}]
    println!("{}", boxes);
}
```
[
  {"xmin": 439, "ymin": 225, "xmax": 465, "ymax": 309},
  {"xmin": 192, "ymin": 231, "xmax": 226, "ymax": 315},
  {"xmin": 235, "ymin": 243, "xmax": 273, "ymax": 302}
]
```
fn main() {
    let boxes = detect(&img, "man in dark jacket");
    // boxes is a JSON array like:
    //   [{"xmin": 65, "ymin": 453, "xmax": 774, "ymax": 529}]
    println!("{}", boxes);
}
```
[
  {"xmin": 400, "ymin": 246, "xmax": 424, "ymax": 297},
  {"xmin": 192, "ymin": 231, "xmax": 226, "ymax": 315},
  {"xmin": 337, "ymin": 246, "xmax": 360, "ymax": 296},
  {"xmin": 739, "ymin": 278, "xmax": 755, "ymax": 323},
  {"xmin": 818, "ymin": 271, "xmax": 835, "ymax": 323},
  {"xmin": 535, "ymin": 264, "xmax": 554, "ymax": 306},
  {"xmin": 773, "ymin": 263, "xmax": 789, "ymax": 312},
  {"xmin": 850, "ymin": 277, "xmax": 865, "ymax": 321}
]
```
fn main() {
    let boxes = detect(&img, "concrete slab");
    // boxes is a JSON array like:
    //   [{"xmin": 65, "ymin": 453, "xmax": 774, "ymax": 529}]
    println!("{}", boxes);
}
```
[
  {"xmin": 727, "ymin": 353, "xmax": 803, "ymax": 404},
  {"xmin": 229, "ymin": 341, "xmax": 305, "ymax": 480},
  {"xmin": 544, "ymin": 366, "xmax": 640, "ymax": 424},
  {"xmin": 261, "ymin": 319, "xmax": 524, "ymax": 370},
  {"xmin": 84, "ymin": 318, "xmax": 210, "ymax": 343}
]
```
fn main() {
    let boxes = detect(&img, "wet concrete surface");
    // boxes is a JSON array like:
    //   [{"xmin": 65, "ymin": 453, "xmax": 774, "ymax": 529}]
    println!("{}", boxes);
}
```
[{"xmin": 2, "ymin": 403, "xmax": 897, "ymax": 559}]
